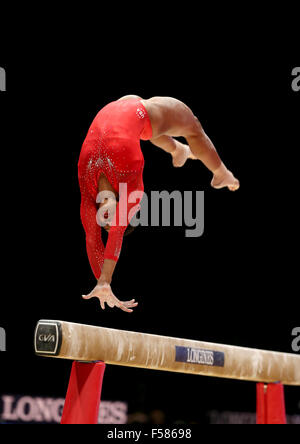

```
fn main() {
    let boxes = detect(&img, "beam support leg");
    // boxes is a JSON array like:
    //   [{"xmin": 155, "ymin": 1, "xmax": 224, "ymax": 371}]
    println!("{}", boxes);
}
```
[
  {"xmin": 256, "ymin": 383, "xmax": 287, "ymax": 424},
  {"xmin": 61, "ymin": 361, "xmax": 106, "ymax": 424}
]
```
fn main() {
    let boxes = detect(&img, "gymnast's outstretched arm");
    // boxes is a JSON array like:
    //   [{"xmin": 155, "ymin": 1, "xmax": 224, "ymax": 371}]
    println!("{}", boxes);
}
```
[
  {"xmin": 80, "ymin": 191, "xmax": 138, "ymax": 313},
  {"xmin": 81, "ymin": 176, "xmax": 145, "ymax": 313}
]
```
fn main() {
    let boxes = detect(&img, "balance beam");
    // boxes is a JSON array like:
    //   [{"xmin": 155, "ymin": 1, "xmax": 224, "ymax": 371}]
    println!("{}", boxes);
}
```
[{"xmin": 34, "ymin": 320, "xmax": 300, "ymax": 386}]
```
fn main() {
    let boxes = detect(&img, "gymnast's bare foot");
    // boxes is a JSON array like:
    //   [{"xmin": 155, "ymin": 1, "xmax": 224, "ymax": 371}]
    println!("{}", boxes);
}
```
[
  {"xmin": 171, "ymin": 143, "xmax": 197, "ymax": 167},
  {"xmin": 211, "ymin": 164, "xmax": 240, "ymax": 191}
]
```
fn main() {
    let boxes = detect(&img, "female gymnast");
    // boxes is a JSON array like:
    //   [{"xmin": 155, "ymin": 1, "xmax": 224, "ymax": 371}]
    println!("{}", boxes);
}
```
[{"xmin": 78, "ymin": 95, "xmax": 239, "ymax": 312}]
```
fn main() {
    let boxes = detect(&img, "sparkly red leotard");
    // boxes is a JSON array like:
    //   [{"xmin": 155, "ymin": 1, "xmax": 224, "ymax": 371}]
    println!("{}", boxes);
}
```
[{"xmin": 78, "ymin": 98, "xmax": 153, "ymax": 279}]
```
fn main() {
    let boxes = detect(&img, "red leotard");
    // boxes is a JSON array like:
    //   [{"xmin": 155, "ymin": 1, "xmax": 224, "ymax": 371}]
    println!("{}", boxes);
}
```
[{"xmin": 78, "ymin": 98, "xmax": 153, "ymax": 279}]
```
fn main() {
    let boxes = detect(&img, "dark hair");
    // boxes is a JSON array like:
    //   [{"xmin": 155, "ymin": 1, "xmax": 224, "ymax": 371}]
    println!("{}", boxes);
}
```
[
  {"xmin": 115, "ymin": 194, "xmax": 138, "ymax": 237},
  {"xmin": 124, "ymin": 224, "xmax": 136, "ymax": 237}
]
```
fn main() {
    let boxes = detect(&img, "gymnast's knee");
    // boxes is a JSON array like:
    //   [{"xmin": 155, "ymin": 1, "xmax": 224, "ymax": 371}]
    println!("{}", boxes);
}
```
[{"xmin": 190, "ymin": 116, "xmax": 205, "ymax": 136}]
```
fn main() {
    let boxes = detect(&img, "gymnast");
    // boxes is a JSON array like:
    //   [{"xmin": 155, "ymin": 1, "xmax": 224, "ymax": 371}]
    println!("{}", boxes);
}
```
[{"xmin": 78, "ymin": 95, "xmax": 239, "ymax": 312}]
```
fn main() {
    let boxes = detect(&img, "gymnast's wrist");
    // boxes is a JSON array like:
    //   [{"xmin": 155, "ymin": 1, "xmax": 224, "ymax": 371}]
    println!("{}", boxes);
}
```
[{"xmin": 97, "ymin": 275, "xmax": 112, "ymax": 286}]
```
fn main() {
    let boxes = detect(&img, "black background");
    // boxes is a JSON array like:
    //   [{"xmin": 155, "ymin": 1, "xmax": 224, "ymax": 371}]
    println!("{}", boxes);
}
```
[{"xmin": 0, "ymin": 10, "xmax": 299, "ymax": 424}]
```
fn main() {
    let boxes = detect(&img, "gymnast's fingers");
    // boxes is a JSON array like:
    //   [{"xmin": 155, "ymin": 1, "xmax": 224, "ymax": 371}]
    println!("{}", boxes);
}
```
[
  {"xmin": 82, "ymin": 292, "xmax": 94, "ymax": 300},
  {"xmin": 106, "ymin": 298, "xmax": 116, "ymax": 308},
  {"xmin": 99, "ymin": 299, "xmax": 106, "ymax": 310},
  {"xmin": 122, "ymin": 300, "xmax": 138, "ymax": 308},
  {"xmin": 116, "ymin": 302, "xmax": 134, "ymax": 313}
]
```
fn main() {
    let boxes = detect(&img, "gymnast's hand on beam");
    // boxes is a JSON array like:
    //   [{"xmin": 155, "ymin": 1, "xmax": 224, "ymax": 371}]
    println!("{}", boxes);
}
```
[{"xmin": 82, "ymin": 283, "xmax": 138, "ymax": 313}]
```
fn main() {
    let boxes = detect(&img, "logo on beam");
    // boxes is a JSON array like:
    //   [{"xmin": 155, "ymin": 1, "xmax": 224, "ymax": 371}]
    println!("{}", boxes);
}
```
[
  {"xmin": 34, "ymin": 321, "xmax": 62, "ymax": 355},
  {"xmin": 175, "ymin": 346, "xmax": 225, "ymax": 367}
]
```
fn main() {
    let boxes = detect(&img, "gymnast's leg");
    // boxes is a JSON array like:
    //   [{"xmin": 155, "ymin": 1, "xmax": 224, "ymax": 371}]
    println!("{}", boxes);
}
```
[
  {"xmin": 150, "ymin": 135, "xmax": 196, "ymax": 167},
  {"xmin": 184, "ymin": 119, "xmax": 240, "ymax": 191}
]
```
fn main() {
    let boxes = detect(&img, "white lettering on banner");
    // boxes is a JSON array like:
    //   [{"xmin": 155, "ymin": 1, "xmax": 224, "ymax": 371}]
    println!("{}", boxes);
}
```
[{"xmin": 0, "ymin": 395, "xmax": 128, "ymax": 424}]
